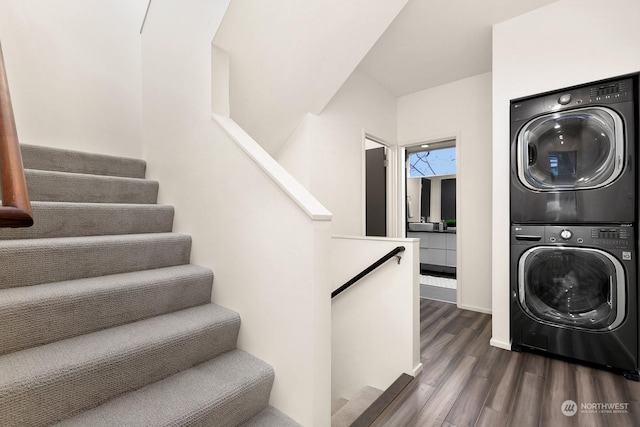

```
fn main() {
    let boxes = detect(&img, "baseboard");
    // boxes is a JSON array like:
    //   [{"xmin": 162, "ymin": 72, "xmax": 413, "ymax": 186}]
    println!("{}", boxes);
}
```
[
  {"xmin": 490, "ymin": 338, "xmax": 512, "ymax": 350},
  {"xmin": 412, "ymin": 362, "xmax": 423, "ymax": 377},
  {"xmin": 456, "ymin": 303, "xmax": 492, "ymax": 314},
  {"xmin": 420, "ymin": 284, "xmax": 456, "ymax": 303}
]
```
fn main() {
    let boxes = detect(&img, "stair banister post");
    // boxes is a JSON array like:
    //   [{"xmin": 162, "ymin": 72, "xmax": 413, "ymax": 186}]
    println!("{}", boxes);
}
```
[{"xmin": 0, "ymin": 39, "xmax": 33, "ymax": 228}]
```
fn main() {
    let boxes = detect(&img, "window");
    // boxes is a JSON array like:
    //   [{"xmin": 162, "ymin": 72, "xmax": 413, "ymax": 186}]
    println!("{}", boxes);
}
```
[{"xmin": 409, "ymin": 147, "xmax": 456, "ymax": 177}]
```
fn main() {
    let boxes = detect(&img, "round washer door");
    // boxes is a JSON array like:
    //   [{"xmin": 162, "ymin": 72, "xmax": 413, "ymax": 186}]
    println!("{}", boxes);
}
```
[
  {"xmin": 516, "ymin": 107, "xmax": 624, "ymax": 191},
  {"xmin": 518, "ymin": 246, "xmax": 625, "ymax": 331}
]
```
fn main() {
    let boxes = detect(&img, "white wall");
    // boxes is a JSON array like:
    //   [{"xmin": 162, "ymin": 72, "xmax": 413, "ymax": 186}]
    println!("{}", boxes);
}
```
[
  {"xmin": 398, "ymin": 72, "xmax": 493, "ymax": 313},
  {"xmin": 278, "ymin": 70, "xmax": 398, "ymax": 236},
  {"xmin": 212, "ymin": 0, "xmax": 408, "ymax": 154},
  {"xmin": 277, "ymin": 114, "xmax": 313, "ymax": 190},
  {"xmin": 331, "ymin": 236, "xmax": 421, "ymax": 401},
  {"xmin": 141, "ymin": 1, "xmax": 332, "ymax": 425},
  {"xmin": 492, "ymin": 0, "xmax": 640, "ymax": 349},
  {"xmin": 406, "ymin": 177, "xmax": 421, "ymax": 223},
  {"xmin": 0, "ymin": 0, "xmax": 146, "ymax": 157}
]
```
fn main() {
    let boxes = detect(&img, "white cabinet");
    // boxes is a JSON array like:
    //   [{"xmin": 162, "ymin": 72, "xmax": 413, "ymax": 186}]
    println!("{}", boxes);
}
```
[{"xmin": 408, "ymin": 231, "xmax": 456, "ymax": 267}]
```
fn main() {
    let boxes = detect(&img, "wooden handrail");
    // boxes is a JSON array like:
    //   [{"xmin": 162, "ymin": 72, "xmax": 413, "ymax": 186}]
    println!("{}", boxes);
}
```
[{"xmin": 0, "ymin": 41, "xmax": 33, "ymax": 227}]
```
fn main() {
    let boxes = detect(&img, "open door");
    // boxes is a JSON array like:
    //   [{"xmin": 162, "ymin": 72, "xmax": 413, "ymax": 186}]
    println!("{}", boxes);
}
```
[{"xmin": 366, "ymin": 146, "xmax": 387, "ymax": 237}]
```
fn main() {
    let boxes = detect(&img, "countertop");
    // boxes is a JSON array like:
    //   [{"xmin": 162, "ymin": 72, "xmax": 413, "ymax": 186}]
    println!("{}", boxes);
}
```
[{"xmin": 407, "ymin": 229, "xmax": 456, "ymax": 234}]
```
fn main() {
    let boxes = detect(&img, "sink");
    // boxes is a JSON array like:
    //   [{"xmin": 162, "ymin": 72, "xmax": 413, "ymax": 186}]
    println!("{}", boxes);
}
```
[{"xmin": 408, "ymin": 222, "xmax": 434, "ymax": 232}]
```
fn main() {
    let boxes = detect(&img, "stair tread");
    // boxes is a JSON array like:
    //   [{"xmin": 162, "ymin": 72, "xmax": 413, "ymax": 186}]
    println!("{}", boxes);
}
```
[
  {"xmin": 0, "ymin": 201, "xmax": 175, "ymax": 239},
  {"xmin": 331, "ymin": 386, "xmax": 384, "ymax": 427},
  {"xmin": 240, "ymin": 406, "xmax": 302, "ymax": 427},
  {"xmin": 21, "ymin": 144, "xmax": 147, "ymax": 179},
  {"xmin": 25, "ymin": 169, "xmax": 158, "ymax": 204},
  {"xmin": 55, "ymin": 349, "xmax": 275, "ymax": 427},
  {"xmin": 0, "ymin": 265, "xmax": 213, "ymax": 355},
  {"xmin": 0, "ymin": 264, "xmax": 211, "ymax": 305},
  {"xmin": 25, "ymin": 200, "xmax": 173, "ymax": 210},
  {"xmin": 332, "ymin": 397, "xmax": 349, "ymax": 415},
  {"xmin": 0, "ymin": 231, "xmax": 189, "ymax": 247},
  {"xmin": 25, "ymin": 168, "xmax": 153, "ymax": 182},
  {"xmin": 0, "ymin": 303, "xmax": 238, "ymax": 383},
  {"xmin": 0, "ymin": 233, "xmax": 192, "ymax": 289},
  {"xmin": 0, "ymin": 304, "xmax": 241, "ymax": 426}
]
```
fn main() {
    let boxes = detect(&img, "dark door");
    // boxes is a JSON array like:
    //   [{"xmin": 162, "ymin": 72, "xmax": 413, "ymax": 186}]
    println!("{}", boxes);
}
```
[
  {"xmin": 516, "ymin": 107, "xmax": 623, "ymax": 191},
  {"xmin": 518, "ymin": 246, "xmax": 625, "ymax": 331},
  {"xmin": 366, "ymin": 147, "xmax": 386, "ymax": 237},
  {"xmin": 441, "ymin": 178, "xmax": 456, "ymax": 220}
]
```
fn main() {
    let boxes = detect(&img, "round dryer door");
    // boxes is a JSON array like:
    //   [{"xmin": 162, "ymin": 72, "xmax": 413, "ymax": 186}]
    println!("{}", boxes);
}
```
[
  {"xmin": 516, "ymin": 107, "xmax": 624, "ymax": 191},
  {"xmin": 518, "ymin": 246, "xmax": 625, "ymax": 331}
]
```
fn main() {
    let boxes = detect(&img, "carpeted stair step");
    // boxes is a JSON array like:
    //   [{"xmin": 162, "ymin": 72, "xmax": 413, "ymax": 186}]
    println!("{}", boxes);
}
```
[
  {"xmin": 240, "ymin": 406, "xmax": 302, "ymax": 426},
  {"xmin": 0, "ymin": 201, "xmax": 174, "ymax": 239},
  {"xmin": 20, "ymin": 144, "xmax": 147, "ymax": 178},
  {"xmin": 0, "ymin": 233, "xmax": 191, "ymax": 289},
  {"xmin": 25, "ymin": 169, "xmax": 159, "ymax": 204},
  {"xmin": 54, "ymin": 349, "xmax": 279, "ymax": 427},
  {"xmin": 0, "ymin": 265, "xmax": 213, "ymax": 355},
  {"xmin": 332, "ymin": 397, "xmax": 349, "ymax": 415},
  {"xmin": 331, "ymin": 386, "xmax": 384, "ymax": 427},
  {"xmin": 0, "ymin": 303, "xmax": 241, "ymax": 427}
]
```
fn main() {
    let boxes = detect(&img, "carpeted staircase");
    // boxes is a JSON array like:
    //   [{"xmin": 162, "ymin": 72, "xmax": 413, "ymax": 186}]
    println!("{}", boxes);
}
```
[{"xmin": 0, "ymin": 144, "xmax": 300, "ymax": 426}]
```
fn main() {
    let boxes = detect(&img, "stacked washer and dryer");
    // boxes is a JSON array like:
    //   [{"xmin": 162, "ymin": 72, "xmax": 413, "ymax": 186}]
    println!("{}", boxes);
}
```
[{"xmin": 510, "ymin": 74, "xmax": 640, "ymax": 380}]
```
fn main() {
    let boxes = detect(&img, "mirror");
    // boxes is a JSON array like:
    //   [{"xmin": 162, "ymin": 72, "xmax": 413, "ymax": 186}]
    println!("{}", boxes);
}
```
[{"xmin": 407, "ymin": 176, "xmax": 456, "ymax": 223}]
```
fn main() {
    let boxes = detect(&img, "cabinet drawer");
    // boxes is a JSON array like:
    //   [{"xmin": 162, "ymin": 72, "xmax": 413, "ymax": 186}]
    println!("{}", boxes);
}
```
[
  {"xmin": 426, "ymin": 233, "xmax": 447, "ymax": 249},
  {"xmin": 408, "ymin": 232, "xmax": 427, "ymax": 249},
  {"xmin": 421, "ymin": 248, "xmax": 447, "ymax": 265},
  {"xmin": 446, "ymin": 234, "xmax": 457, "ymax": 250},
  {"xmin": 446, "ymin": 250, "xmax": 457, "ymax": 267}
]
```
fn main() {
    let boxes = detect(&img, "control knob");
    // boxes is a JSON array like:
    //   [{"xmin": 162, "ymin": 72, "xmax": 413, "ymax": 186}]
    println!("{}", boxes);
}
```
[
  {"xmin": 558, "ymin": 94, "xmax": 572, "ymax": 105},
  {"xmin": 560, "ymin": 229, "xmax": 572, "ymax": 240}
]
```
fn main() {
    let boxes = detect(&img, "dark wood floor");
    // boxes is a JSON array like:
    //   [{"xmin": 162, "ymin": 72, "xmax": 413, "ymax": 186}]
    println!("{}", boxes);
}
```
[{"xmin": 371, "ymin": 299, "xmax": 640, "ymax": 427}]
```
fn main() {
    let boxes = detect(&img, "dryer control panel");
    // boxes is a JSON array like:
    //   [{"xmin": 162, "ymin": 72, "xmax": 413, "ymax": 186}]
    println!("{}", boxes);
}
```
[
  {"xmin": 512, "ymin": 224, "xmax": 633, "ymax": 250},
  {"xmin": 510, "ymin": 77, "xmax": 634, "ymax": 121},
  {"xmin": 541, "ymin": 78, "xmax": 633, "ymax": 112}
]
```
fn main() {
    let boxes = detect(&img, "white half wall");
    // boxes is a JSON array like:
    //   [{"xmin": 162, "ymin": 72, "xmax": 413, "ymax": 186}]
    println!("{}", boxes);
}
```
[
  {"xmin": 277, "ymin": 70, "xmax": 398, "ymax": 236},
  {"xmin": 331, "ymin": 236, "xmax": 421, "ymax": 401},
  {"xmin": 398, "ymin": 72, "xmax": 493, "ymax": 313},
  {"xmin": 141, "ymin": 1, "xmax": 332, "ymax": 425},
  {"xmin": 0, "ymin": 0, "xmax": 147, "ymax": 157},
  {"xmin": 492, "ymin": 0, "xmax": 640, "ymax": 349}
]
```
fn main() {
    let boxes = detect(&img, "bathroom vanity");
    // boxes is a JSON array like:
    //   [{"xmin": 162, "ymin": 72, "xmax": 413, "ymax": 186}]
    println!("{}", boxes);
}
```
[{"xmin": 407, "ymin": 229, "xmax": 456, "ymax": 275}]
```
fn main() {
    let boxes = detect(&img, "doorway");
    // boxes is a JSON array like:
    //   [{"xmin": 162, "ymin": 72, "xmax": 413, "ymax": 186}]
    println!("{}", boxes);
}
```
[{"xmin": 403, "ymin": 138, "xmax": 458, "ymax": 303}]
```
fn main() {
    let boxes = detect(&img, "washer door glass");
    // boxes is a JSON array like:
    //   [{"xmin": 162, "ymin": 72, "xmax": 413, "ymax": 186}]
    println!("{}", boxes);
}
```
[
  {"xmin": 516, "ymin": 107, "xmax": 624, "ymax": 190},
  {"xmin": 518, "ymin": 246, "xmax": 625, "ymax": 331}
]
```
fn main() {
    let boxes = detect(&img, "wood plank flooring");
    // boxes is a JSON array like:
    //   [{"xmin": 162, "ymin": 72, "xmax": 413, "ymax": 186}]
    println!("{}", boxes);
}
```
[{"xmin": 371, "ymin": 299, "xmax": 640, "ymax": 427}]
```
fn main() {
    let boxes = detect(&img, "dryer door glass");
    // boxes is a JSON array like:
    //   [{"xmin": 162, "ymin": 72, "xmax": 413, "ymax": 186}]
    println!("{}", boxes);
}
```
[
  {"xmin": 518, "ymin": 247, "xmax": 625, "ymax": 331},
  {"xmin": 516, "ymin": 107, "xmax": 624, "ymax": 191}
]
